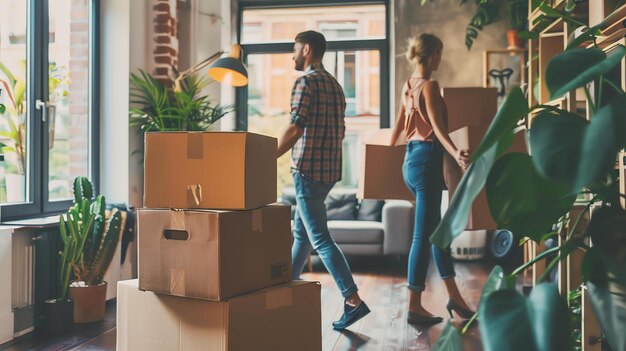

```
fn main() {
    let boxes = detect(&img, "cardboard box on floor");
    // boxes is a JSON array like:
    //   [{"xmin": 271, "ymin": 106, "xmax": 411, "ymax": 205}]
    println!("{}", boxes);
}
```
[
  {"xmin": 357, "ymin": 129, "xmax": 414, "ymax": 201},
  {"xmin": 441, "ymin": 87, "xmax": 498, "ymax": 133},
  {"xmin": 443, "ymin": 125, "xmax": 528, "ymax": 230},
  {"xmin": 138, "ymin": 205, "xmax": 292, "ymax": 301},
  {"xmin": 144, "ymin": 132, "xmax": 277, "ymax": 210},
  {"xmin": 117, "ymin": 279, "xmax": 322, "ymax": 351}
]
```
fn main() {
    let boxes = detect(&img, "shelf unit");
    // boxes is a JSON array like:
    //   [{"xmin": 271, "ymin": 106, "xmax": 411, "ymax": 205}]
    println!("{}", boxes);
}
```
[{"xmin": 524, "ymin": 2, "xmax": 626, "ymax": 349}]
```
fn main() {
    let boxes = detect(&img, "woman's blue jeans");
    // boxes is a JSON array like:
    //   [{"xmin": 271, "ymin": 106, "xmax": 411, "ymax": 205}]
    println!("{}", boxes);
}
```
[{"xmin": 402, "ymin": 141, "xmax": 456, "ymax": 292}]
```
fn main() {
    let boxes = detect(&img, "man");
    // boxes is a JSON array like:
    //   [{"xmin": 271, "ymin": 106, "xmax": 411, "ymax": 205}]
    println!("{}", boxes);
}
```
[{"xmin": 277, "ymin": 30, "xmax": 369, "ymax": 330}]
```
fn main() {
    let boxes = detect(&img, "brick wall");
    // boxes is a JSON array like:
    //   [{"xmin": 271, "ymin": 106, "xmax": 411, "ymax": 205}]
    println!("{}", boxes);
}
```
[{"xmin": 153, "ymin": 0, "xmax": 179, "ymax": 86}]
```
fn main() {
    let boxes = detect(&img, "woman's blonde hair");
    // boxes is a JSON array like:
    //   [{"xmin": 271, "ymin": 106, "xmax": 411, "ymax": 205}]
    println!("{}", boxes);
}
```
[{"xmin": 406, "ymin": 33, "xmax": 443, "ymax": 65}]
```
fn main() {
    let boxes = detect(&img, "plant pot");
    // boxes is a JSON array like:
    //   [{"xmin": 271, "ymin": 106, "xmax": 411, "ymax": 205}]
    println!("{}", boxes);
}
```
[
  {"xmin": 5, "ymin": 173, "xmax": 25, "ymax": 203},
  {"xmin": 69, "ymin": 282, "xmax": 107, "ymax": 323},
  {"xmin": 40, "ymin": 298, "xmax": 73, "ymax": 335},
  {"xmin": 506, "ymin": 29, "xmax": 524, "ymax": 49}
]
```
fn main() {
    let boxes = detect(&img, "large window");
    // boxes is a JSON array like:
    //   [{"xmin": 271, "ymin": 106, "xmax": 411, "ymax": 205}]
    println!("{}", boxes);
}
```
[
  {"xmin": 238, "ymin": 1, "xmax": 388, "ymax": 195},
  {"xmin": 0, "ymin": 0, "xmax": 98, "ymax": 220}
]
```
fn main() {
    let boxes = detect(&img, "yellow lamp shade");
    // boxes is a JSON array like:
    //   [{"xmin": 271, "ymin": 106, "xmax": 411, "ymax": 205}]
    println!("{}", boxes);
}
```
[
  {"xmin": 207, "ymin": 63, "xmax": 248, "ymax": 87},
  {"xmin": 207, "ymin": 44, "xmax": 248, "ymax": 87}
]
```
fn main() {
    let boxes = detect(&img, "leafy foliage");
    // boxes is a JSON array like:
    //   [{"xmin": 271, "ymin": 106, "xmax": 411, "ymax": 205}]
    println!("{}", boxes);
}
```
[
  {"xmin": 428, "ymin": 6, "xmax": 626, "ymax": 349},
  {"xmin": 421, "ymin": 0, "xmax": 528, "ymax": 50},
  {"xmin": 129, "ymin": 70, "xmax": 232, "ymax": 132},
  {"xmin": 0, "ymin": 62, "xmax": 68, "ymax": 175}
]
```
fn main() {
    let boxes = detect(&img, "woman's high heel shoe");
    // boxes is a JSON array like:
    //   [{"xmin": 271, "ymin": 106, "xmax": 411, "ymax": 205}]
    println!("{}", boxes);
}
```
[
  {"xmin": 407, "ymin": 311, "xmax": 443, "ymax": 325},
  {"xmin": 446, "ymin": 300, "xmax": 475, "ymax": 319}
]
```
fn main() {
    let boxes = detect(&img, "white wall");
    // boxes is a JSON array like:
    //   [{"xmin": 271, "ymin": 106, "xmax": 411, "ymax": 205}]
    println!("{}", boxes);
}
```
[
  {"xmin": 100, "ymin": 0, "xmax": 130, "ymax": 205},
  {"xmin": 100, "ymin": 0, "xmax": 131, "ymax": 299},
  {"xmin": 187, "ymin": 0, "xmax": 236, "ymax": 130},
  {"xmin": 128, "ymin": 0, "xmax": 150, "ymax": 209}
]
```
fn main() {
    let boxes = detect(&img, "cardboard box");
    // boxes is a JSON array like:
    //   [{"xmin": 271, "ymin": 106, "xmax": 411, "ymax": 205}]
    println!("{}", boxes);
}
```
[
  {"xmin": 138, "ymin": 205, "xmax": 292, "ymax": 300},
  {"xmin": 442, "ymin": 87, "xmax": 498, "ymax": 133},
  {"xmin": 117, "ymin": 279, "xmax": 322, "ymax": 351},
  {"xmin": 443, "ymin": 125, "xmax": 527, "ymax": 230},
  {"xmin": 144, "ymin": 132, "xmax": 277, "ymax": 210},
  {"xmin": 357, "ymin": 129, "xmax": 414, "ymax": 201}
]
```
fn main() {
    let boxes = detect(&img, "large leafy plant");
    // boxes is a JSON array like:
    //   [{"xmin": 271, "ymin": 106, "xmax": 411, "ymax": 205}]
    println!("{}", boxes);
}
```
[
  {"xmin": 129, "ymin": 70, "xmax": 232, "ymax": 132},
  {"xmin": 0, "ymin": 62, "xmax": 69, "ymax": 175},
  {"xmin": 420, "ymin": 0, "xmax": 528, "ymax": 50},
  {"xmin": 58, "ymin": 177, "xmax": 122, "ymax": 300},
  {"xmin": 0, "ymin": 61, "xmax": 27, "ymax": 175},
  {"xmin": 430, "ymin": 28, "xmax": 626, "ymax": 351}
]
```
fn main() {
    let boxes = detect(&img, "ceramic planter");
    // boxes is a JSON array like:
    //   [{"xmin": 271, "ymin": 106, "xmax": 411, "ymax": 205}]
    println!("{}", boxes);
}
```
[
  {"xmin": 69, "ymin": 282, "xmax": 107, "ymax": 323},
  {"xmin": 40, "ymin": 298, "xmax": 73, "ymax": 335}
]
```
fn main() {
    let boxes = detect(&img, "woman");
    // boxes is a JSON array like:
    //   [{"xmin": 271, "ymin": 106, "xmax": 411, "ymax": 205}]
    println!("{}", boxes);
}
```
[{"xmin": 390, "ymin": 33, "xmax": 474, "ymax": 324}]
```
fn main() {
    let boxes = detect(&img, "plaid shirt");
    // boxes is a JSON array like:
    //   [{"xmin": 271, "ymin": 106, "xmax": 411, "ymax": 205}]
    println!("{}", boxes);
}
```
[{"xmin": 290, "ymin": 63, "xmax": 346, "ymax": 184}]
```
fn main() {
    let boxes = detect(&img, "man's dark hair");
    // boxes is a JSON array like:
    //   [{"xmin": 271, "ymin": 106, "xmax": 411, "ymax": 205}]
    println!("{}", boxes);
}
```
[{"xmin": 295, "ymin": 31, "xmax": 327, "ymax": 58}]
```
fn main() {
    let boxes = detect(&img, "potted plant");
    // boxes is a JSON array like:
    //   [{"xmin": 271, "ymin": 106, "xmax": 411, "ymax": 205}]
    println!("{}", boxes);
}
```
[
  {"xmin": 60, "ymin": 176, "xmax": 122, "ymax": 323},
  {"xmin": 420, "ymin": 0, "xmax": 528, "ymax": 50},
  {"xmin": 0, "ymin": 62, "xmax": 26, "ymax": 202},
  {"xmin": 39, "ymin": 223, "xmax": 75, "ymax": 335},
  {"xmin": 505, "ymin": 0, "xmax": 528, "ymax": 49},
  {"xmin": 429, "ymin": 33, "xmax": 626, "ymax": 351},
  {"xmin": 129, "ymin": 70, "xmax": 232, "ymax": 132}
]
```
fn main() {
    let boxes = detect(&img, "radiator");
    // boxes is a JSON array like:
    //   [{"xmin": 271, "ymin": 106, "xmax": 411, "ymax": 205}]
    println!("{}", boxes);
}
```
[{"xmin": 11, "ymin": 233, "xmax": 36, "ymax": 336}]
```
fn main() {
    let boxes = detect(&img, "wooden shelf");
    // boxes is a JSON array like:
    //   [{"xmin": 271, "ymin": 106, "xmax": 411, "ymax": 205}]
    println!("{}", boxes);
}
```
[
  {"xmin": 594, "ymin": 29, "xmax": 626, "ymax": 50},
  {"xmin": 525, "ymin": 1, "xmax": 619, "ymax": 344},
  {"xmin": 590, "ymin": 1, "xmax": 626, "ymax": 28}
]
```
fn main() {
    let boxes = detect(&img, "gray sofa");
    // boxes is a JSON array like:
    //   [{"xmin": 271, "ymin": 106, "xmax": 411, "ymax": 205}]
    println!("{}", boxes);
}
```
[{"xmin": 281, "ymin": 188, "xmax": 414, "ymax": 256}]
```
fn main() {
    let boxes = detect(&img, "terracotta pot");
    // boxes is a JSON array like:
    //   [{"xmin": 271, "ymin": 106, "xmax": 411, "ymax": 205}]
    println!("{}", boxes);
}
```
[
  {"xmin": 69, "ymin": 282, "xmax": 107, "ymax": 323},
  {"xmin": 39, "ymin": 298, "xmax": 73, "ymax": 335},
  {"xmin": 507, "ymin": 29, "xmax": 524, "ymax": 49}
]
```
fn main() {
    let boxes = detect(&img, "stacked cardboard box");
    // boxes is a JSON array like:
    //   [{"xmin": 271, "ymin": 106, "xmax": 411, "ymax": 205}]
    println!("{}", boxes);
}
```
[{"xmin": 117, "ymin": 132, "xmax": 322, "ymax": 351}]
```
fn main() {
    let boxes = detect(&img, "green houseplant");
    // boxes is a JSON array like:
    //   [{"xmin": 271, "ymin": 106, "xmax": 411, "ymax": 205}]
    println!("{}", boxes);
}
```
[
  {"xmin": 421, "ymin": 0, "xmax": 528, "ymax": 50},
  {"xmin": 0, "ymin": 62, "xmax": 69, "ymax": 202},
  {"xmin": 129, "ymin": 70, "xmax": 232, "ymax": 132},
  {"xmin": 505, "ymin": 0, "xmax": 528, "ymax": 48},
  {"xmin": 60, "ymin": 176, "xmax": 122, "ymax": 323},
  {"xmin": 429, "ymin": 30, "xmax": 626, "ymax": 351},
  {"xmin": 0, "ymin": 61, "xmax": 27, "ymax": 202}
]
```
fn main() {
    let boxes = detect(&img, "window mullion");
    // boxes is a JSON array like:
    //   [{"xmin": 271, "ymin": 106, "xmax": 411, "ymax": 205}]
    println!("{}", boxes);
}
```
[{"xmin": 31, "ymin": 0, "xmax": 44, "ymax": 214}]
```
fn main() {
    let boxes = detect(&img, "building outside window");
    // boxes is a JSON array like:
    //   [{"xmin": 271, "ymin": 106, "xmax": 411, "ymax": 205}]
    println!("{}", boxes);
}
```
[{"xmin": 239, "ymin": 2, "xmax": 388, "ymax": 195}]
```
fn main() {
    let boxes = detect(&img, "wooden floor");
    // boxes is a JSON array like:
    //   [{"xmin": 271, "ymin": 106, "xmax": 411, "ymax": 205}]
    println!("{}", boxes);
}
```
[{"xmin": 1, "ymin": 257, "xmax": 490, "ymax": 351}]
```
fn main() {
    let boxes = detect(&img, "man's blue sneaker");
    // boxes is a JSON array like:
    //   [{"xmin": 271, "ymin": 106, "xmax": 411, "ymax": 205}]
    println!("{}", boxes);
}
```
[{"xmin": 332, "ymin": 301, "xmax": 371, "ymax": 330}]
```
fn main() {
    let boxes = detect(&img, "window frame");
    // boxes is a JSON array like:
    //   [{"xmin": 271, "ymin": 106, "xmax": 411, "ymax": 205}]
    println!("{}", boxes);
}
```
[
  {"xmin": 1, "ymin": 0, "xmax": 100, "ymax": 221},
  {"xmin": 235, "ymin": 0, "xmax": 390, "ymax": 131}
]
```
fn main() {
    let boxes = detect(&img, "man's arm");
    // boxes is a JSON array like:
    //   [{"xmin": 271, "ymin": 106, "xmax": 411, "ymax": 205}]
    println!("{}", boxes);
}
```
[
  {"xmin": 278, "ymin": 77, "xmax": 309, "ymax": 158},
  {"xmin": 277, "ymin": 123, "xmax": 304, "ymax": 157}
]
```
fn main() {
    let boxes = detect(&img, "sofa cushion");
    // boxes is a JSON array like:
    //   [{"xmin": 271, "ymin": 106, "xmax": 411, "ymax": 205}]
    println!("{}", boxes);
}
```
[
  {"xmin": 328, "ymin": 221, "xmax": 384, "ymax": 244},
  {"xmin": 357, "ymin": 200, "xmax": 384, "ymax": 221},
  {"xmin": 283, "ymin": 187, "xmax": 358, "ymax": 220},
  {"xmin": 325, "ymin": 191, "xmax": 357, "ymax": 220}
]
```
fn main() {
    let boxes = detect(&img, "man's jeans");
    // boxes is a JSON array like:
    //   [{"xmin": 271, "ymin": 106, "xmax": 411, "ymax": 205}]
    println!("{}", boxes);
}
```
[{"xmin": 291, "ymin": 172, "xmax": 358, "ymax": 298}]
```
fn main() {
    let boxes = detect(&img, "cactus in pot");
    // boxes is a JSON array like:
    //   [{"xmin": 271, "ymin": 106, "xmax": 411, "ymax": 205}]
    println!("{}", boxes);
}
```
[{"xmin": 59, "ymin": 176, "xmax": 123, "ymax": 323}]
